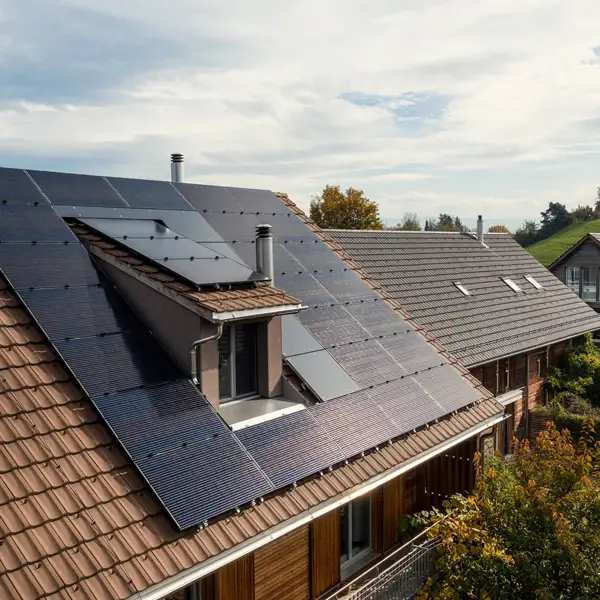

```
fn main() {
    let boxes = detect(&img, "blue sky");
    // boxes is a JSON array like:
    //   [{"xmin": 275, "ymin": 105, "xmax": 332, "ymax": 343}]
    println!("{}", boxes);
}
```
[{"xmin": 1, "ymin": 0, "xmax": 600, "ymax": 231}]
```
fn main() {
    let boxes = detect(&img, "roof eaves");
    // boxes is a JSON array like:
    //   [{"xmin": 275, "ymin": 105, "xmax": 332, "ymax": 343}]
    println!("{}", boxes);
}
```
[{"xmin": 548, "ymin": 233, "xmax": 600, "ymax": 270}]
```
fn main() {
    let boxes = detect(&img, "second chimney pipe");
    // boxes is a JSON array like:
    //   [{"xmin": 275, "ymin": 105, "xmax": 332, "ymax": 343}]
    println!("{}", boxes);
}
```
[
  {"xmin": 256, "ymin": 224, "xmax": 274, "ymax": 285},
  {"xmin": 171, "ymin": 153, "xmax": 184, "ymax": 183},
  {"xmin": 477, "ymin": 215, "xmax": 484, "ymax": 244}
]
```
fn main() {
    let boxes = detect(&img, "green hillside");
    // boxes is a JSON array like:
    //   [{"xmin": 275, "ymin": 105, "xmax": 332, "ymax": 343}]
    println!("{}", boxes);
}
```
[{"xmin": 527, "ymin": 219, "xmax": 600, "ymax": 266}]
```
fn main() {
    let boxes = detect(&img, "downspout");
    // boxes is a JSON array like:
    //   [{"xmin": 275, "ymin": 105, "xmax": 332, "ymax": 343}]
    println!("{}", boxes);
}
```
[{"xmin": 190, "ymin": 324, "xmax": 223, "ymax": 386}]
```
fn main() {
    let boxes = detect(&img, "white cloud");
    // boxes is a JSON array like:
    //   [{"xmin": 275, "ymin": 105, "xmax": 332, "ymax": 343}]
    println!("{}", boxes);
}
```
[{"xmin": 1, "ymin": 0, "xmax": 600, "ymax": 224}]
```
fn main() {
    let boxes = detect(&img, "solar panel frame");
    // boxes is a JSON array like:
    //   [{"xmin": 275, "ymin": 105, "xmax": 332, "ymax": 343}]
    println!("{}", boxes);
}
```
[
  {"xmin": 27, "ymin": 169, "xmax": 128, "ymax": 208},
  {"xmin": 107, "ymin": 177, "xmax": 194, "ymax": 211},
  {"xmin": 0, "ymin": 167, "xmax": 48, "ymax": 204}
]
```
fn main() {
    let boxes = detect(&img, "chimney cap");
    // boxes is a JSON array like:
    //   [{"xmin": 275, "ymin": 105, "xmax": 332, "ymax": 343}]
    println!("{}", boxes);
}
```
[
  {"xmin": 256, "ymin": 224, "xmax": 273, "ymax": 237},
  {"xmin": 171, "ymin": 153, "xmax": 184, "ymax": 163}
]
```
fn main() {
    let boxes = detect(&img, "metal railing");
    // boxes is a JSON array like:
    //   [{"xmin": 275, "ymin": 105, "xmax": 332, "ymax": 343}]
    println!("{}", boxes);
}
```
[{"xmin": 323, "ymin": 527, "xmax": 439, "ymax": 600}]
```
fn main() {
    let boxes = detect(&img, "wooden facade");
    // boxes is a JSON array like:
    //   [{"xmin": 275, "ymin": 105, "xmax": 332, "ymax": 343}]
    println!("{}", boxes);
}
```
[
  {"xmin": 167, "ymin": 438, "xmax": 482, "ymax": 600},
  {"xmin": 255, "ymin": 527, "xmax": 310, "ymax": 600},
  {"xmin": 311, "ymin": 509, "xmax": 341, "ymax": 599}
]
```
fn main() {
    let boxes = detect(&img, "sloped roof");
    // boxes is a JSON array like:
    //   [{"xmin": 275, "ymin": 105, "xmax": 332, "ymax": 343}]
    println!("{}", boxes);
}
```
[
  {"xmin": 548, "ymin": 232, "xmax": 600, "ymax": 270},
  {"xmin": 326, "ymin": 230, "xmax": 600, "ymax": 366},
  {"xmin": 0, "ymin": 273, "xmax": 502, "ymax": 600}
]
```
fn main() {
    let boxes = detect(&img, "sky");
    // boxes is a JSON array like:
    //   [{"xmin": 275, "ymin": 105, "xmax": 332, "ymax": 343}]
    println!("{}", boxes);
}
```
[{"xmin": 1, "ymin": 0, "xmax": 600, "ymax": 230}]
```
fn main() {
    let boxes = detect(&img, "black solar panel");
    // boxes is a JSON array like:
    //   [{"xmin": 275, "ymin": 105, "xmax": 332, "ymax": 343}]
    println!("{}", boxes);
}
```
[
  {"xmin": 79, "ymin": 217, "xmax": 267, "ymax": 286},
  {"xmin": 0, "ymin": 167, "xmax": 47, "ymax": 203},
  {"xmin": 107, "ymin": 177, "xmax": 194, "ymax": 211},
  {"xmin": 27, "ymin": 169, "xmax": 128, "ymax": 208},
  {"xmin": 137, "ymin": 437, "xmax": 274, "ymax": 529},
  {"xmin": 54, "ymin": 331, "xmax": 182, "ymax": 398},
  {"xmin": 0, "ymin": 203, "xmax": 77, "ymax": 243},
  {"xmin": 235, "ymin": 409, "xmax": 345, "ymax": 487},
  {"xmin": 92, "ymin": 380, "xmax": 230, "ymax": 459},
  {"xmin": 0, "ymin": 243, "xmax": 101, "ymax": 290},
  {"xmin": 18, "ymin": 285, "xmax": 133, "ymax": 341}
]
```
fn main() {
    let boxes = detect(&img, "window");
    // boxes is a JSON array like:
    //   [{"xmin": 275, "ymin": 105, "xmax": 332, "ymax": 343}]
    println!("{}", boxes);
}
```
[
  {"xmin": 501, "ymin": 277, "xmax": 522, "ymax": 293},
  {"xmin": 582, "ymin": 267, "xmax": 597, "ymax": 302},
  {"xmin": 566, "ymin": 266, "xmax": 581, "ymax": 296},
  {"xmin": 524, "ymin": 274, "xmax": 544, "ymax": 290},
  {"xmin": 504, "ymin": 359, "xmax": 510, "ymax": 390},
  {"xmin": 218, "ymin": 323, "xmax": 257, "ymax": 401},
  {"xmin": 163, "ymin": 581, "xmax": 202, "ymax": 600},
  {"xmin": 454, "ymin": 282, "xmax": 471, "ymax": 296},
  {"xmin": 340, "ymin": 495, "xmax": 372, "ymax": 571}
]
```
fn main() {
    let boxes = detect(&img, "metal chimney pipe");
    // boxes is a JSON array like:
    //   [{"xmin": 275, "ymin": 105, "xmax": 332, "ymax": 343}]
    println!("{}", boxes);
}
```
[
  {"xmin": 171, "ymin": 153, "xmax": 184, "ymax": 183},
  {"xmin": 256, "ymin": 224, "xmax": 274, "ymax": 286},
  {"xmin": 477, "ymin": 215, "xmax": 484, "ymax": 244}
]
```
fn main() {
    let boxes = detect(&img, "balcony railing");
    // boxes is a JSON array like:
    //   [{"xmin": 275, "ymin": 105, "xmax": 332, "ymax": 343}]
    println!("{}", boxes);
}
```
[{"xmin": 323, "ymin": 527, "xmax": 439, "ymax": 600}]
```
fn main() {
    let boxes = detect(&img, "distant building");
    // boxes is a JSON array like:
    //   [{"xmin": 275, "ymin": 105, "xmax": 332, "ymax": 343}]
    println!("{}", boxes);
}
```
[{"xmin": 549, "ymin": 233, "xmax": 600, "ymax": 312}]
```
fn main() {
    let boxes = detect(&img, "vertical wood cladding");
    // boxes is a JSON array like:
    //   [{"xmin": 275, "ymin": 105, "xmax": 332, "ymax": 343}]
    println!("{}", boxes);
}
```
[
  {"xmin": 255, "ymin": 526, "xmax": 310, "ymax": 600},
  {"xmin": 383, "ymin": 475, "xmax": 404, "ymax": 551},
  {"xmin": 371, "ymin": 487, "xmax": 383, "ymax": 554},
  {"xmin": 423, "ymin": 438, "xmax": 477, "ymax": 510},
  {"xmin": 216, "ymin": 554, "xmax": 254, "ymax": 600},
  {"xmin": 310, "ymin": 509, "xmax": 340, "ymax": 599}
]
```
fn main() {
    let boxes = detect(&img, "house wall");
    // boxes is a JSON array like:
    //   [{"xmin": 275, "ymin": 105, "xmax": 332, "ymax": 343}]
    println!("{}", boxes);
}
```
[
  {"xmin": 550, "ymin": 240, "xmax": 600, "ymax": 309},
  {"xmin": 172, "ymin": 437, "xmax": 480, "ymax": 600}
]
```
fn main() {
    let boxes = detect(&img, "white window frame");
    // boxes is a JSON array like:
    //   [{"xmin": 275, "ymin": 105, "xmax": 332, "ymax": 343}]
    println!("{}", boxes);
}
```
[
  {"xmin": 566, "ymin": 266, "xmax": 581, "ymax": 297},
  {"xmin": 454, "ymin": 282, "xmax": 471, "ymax": 296},
  {"xmin": 524, "ymin": 274, "xmax": 543, "ymax": 290},
  {"xmin": 219, "ymin": 324, "xmax": 258, "ymax": 402},
  {"xmin": 581, "ymin": 267, "xmax": 597, "ymax": 302},
  {"xmin": 340, "ymin": 494, "xmax": 372, "ymax": 573},
  {"xmin": 501, "ymin": 277, "xmax": 522, "ymax": 293}
]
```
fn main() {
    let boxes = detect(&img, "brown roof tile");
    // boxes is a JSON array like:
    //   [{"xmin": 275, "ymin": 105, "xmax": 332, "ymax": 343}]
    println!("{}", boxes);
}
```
[{"xmin": 0, "ymin": 270, "xmax": 502, "ymax": 599}]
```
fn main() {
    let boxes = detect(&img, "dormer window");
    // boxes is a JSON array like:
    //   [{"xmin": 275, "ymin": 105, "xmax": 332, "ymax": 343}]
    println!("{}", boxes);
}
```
[{"xmin": 218, "ymin": 323, "xmax": 258, "ymax": 401}]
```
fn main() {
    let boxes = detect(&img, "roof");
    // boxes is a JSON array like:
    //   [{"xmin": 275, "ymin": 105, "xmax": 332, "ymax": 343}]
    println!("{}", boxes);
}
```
[
  {"xmin": 548, "ymin": 232, "xmax": 600, "ymax": 270},
  {"xmin": 70, "ymin": 222, "xmax": 302, "ymax": 317},
  {"xmin": 0, "ymin": 272, "xmax": 502, "ymax": 600},
  {"xmin": 326, "ymin": 229, "xmax": 600, "ymax": 366}
]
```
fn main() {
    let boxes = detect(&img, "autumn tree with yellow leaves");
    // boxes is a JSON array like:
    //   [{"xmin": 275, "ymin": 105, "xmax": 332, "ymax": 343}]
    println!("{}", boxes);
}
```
[
  {"xmin": 309, "ymin": 185, "xmax": 383, "ymax": 230},
  {"xmin": 416, "ymin": 423, "xmax": 600, "ymax": 600}
]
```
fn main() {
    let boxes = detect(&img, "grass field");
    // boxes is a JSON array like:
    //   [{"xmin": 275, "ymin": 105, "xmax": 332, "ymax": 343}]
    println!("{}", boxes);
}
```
[{"xmin": 527, "ymin": 219, "xmax": 600, "ymax": 266}]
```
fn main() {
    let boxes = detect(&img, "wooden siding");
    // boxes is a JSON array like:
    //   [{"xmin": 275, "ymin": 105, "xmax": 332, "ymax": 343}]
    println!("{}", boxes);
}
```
[
  {"xmin": 383, "ymin": 475, "xmax": 404, "ymax": 551},
  {"xmin": 310, "ymin": 509, "xmax": 340, "ymax": 599},
  {"xmin": 255, "ymin": 527, "xmax": 310, "ymax": 600},
  {"xmin": 371, "ymin": 487, "xmax": 383, "ymax": 554},
  {"xmin": 216, "ymin": 554, "xmax": 254, "ymax": 600},
  {"xmin": 422, "ymin": 438, "xmax": 477, "ymax": 510},
  {"xmin": 403, "ymin": 464, "xmax": 425, "ymax": 516}
]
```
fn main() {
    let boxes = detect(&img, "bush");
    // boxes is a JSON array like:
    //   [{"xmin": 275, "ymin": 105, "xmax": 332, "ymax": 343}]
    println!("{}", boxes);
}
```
[{"xmin": 547, "ymin": 334, "xmax": 600, "ymax": 406}]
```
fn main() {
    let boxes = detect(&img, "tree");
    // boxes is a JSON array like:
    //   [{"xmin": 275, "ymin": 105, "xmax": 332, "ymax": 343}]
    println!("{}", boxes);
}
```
[
  {"xmin": 391, "ymin": 212, "xmax": 422, "ymax": 231},
  {"xmin": 488, "ymin": 225, "xmax": 512, "ymax": 235},
  {"xmin": 427, "ymin": 214, "xmax": 469, "ymax": 233},
  {"xmin": 571, "ymin": 205, "xmax": 595, "ymax": 222},
  {"xmin": 538, "ymin": 202, "xmax": 572, "ymax": 240},
  {"xmin": 514, "ymin": 219, "xmax": 539, "ymax": 247},
  {"xmin": 416, "ymin": 422, "xmax": 600, "ymax": 600},
  {"xmin": 309, "ymin": 185, "xmax": 383, "ymax": 230}
]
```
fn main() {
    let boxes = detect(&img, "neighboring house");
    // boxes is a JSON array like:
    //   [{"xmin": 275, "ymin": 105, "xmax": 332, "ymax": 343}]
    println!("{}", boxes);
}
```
[
  {"xmin": 548, "ymin": 233, "xmax": 600, "ymax": 311},
  {"xmin": 0, "ymin": 164, "xmax": 504, "ymax": 600},
  {"xmin": 328, "ymin": 219, "xmax": 600, "ymax": 454}
]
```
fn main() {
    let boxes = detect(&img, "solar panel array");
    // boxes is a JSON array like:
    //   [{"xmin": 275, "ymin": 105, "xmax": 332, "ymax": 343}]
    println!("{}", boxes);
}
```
[{"xmin": 0, "ymin": 167, "xmax": 486, "ymax": 530}]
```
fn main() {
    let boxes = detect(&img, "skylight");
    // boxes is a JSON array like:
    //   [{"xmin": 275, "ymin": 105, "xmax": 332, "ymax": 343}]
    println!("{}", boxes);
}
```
[
  {"xmin": 524, "ymin": 274, "xmax": 544, "ymax": 290},
  {"xmin": 454, "ymin": 282, "xmax": 471, "ymax": 296},
  {"xmin": 502, "ymin": 277, "xmax": 522, "ymax": 293}
]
